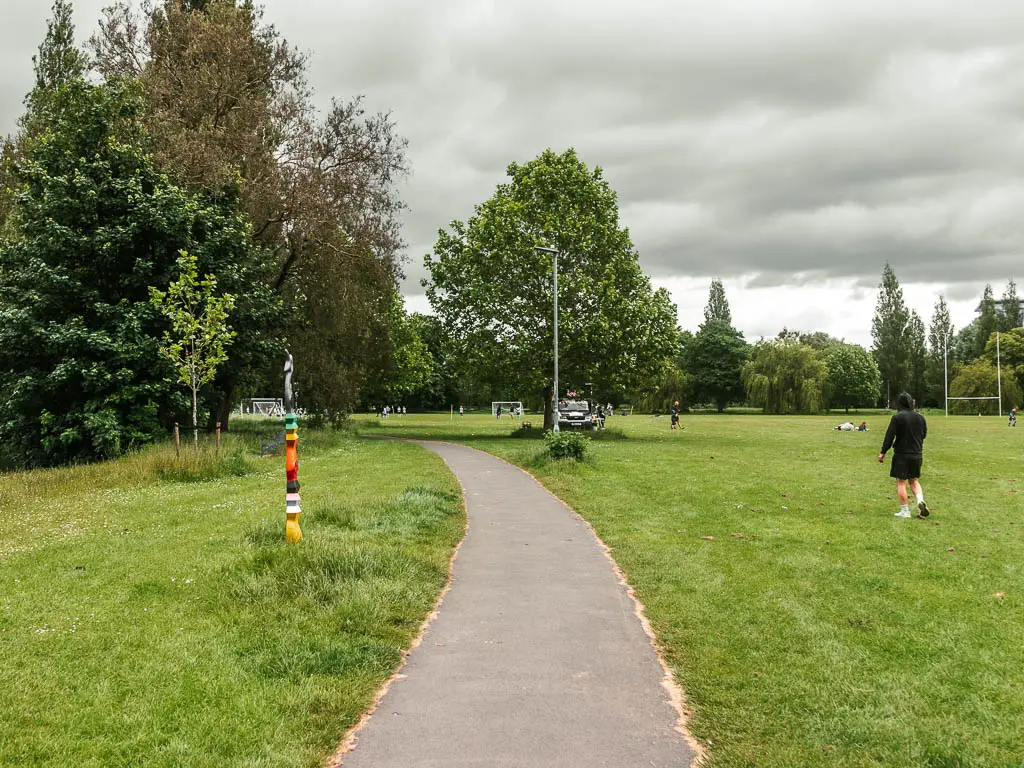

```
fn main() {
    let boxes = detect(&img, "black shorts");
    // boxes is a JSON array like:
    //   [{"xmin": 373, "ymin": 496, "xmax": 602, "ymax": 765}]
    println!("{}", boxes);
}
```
[{"xmin": 890, "ymin": 455, "xmax": 922, "ymax": 480}]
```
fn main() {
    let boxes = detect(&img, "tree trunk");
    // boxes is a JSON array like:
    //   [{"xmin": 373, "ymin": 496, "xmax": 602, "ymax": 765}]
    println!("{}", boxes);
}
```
[
  {"xmin": 192, "ymin": 386, "xmax": 199, "ymax": 455},
  {"xmin": 207, "ymin": 382, "xmax": 236, "ymax": 432},
  {"xmin": 543, "ymin": 386, "xmax": 554, "ymax": 430}
]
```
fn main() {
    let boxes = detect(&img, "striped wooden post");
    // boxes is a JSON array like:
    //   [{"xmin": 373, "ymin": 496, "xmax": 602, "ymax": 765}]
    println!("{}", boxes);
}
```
[{"xmin": 283, "ymin": 351, "xmax": 302, "ymax": 544}]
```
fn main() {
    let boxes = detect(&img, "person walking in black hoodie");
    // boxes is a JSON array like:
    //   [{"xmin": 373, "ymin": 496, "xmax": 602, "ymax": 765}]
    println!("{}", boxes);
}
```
[{"xmin": 878, "ymin": 392, "xmax": 930, "ymax": 519}]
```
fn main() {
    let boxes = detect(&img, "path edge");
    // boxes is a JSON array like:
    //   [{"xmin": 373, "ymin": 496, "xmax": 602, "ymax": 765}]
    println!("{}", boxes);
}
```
[
  {"xmin": 501, "ymin": 450, "xmax": 709, "ymax": 767},
  {"xmin": 376, "ymin": 437, "xmax": 708, "ymax": 766},
  {"xmin": 324, "ymin": 442, "xmax": 470, "ymax": 768}
]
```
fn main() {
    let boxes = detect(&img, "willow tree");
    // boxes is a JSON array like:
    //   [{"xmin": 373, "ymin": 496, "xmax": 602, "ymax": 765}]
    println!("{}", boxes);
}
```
[
  {"xmin": 425, "ymin": 148, "xmax": 679, "ymax": 429},
  {"xmin": 742, "ymin": 339, "xmax": 828, "ymax": 415}
]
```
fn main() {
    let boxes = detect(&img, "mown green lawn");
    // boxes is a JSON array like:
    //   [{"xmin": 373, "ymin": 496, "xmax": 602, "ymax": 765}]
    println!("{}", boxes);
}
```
[
  {"xmin": 362, "ymin": 410, "xmax": 1023, "ymax": 767},
  {"xmin": 0, "ymin": 426, "xmax": 463, "ymax": 767}
]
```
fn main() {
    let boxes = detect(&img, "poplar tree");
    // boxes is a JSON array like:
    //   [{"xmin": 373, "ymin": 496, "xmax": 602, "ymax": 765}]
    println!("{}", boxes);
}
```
[
  {"xmin": 871, "ymin": 264, "xmax": 911, "ymax": 406},
  {"xmin": 926, "ymin": 296, "xmax": 955, "ymax": 406},
  {"xmin": 1001, "ymin": 279, "xmax": 1021, "ymax": 331},
  {"xmin": 907, "ymin": 311, "xmax": 928, "ymax": 402},
  {"xmin": 703, "ymin": 279, "xmax": 732, "ymax": 324},
  {"xmin": 975, "ymin": 284, "xmax": 998, "ymax": 358}
]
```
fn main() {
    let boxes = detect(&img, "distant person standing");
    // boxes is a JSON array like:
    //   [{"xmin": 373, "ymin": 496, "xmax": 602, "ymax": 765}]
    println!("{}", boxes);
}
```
[
  {"xmin": 1009, "ymin": 407, "xmax": 1017, "ymax": 427},
  {"xmin": 459, "ymin": 405, "xmax": 464, "ymax": 417},
  {"xmin": 878, "ymin": 392, "xmax": 929, "ymax": 519},
  {"xmin": 670, "ymin": 400, "xmax": 680, "ymax": 430},
  {"xmin": 496, "ymin": 405, "xmax": 503, "ymax": 420}
]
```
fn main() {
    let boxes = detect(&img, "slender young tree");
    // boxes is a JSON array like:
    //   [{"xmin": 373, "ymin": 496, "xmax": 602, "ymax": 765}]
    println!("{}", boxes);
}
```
[
  {"xmin": 150, "ymin": 251, "xmax": 236, "ymax": 453},
  {"xmin": 1001, "ymin": 279, "xmax": 1021, "ymax": 331},
  {"xmin": 871, "ymin": 264, "xmax": 911, "ymax": 406}
]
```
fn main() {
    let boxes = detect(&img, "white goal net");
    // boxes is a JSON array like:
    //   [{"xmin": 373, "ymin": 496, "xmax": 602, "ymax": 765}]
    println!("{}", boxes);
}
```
[{"xmin": 491, "ymin": 401, "xmax": 523, "ymax": 419}]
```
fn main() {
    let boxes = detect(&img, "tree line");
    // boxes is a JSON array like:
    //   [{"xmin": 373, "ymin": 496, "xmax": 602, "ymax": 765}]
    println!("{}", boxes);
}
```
[
  {"xmin": 872, "ymin": 265, "xmax": 1022, "ymax": 415},
  {"xmin": 3, "ymin": 3, "xmax": 1018, "ymax": 467}
]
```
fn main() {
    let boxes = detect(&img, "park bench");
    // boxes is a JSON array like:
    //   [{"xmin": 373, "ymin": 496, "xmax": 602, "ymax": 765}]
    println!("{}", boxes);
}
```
[{"xmin": 259, "ymin": 430, "xmax": 286, "ymax": 457}]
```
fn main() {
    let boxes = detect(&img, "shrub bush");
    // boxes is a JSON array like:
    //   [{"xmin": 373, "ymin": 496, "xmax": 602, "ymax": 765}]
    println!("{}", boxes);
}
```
[{"xmin": 544, "ymin": 430, "xmax": 591, "ymax": 461}]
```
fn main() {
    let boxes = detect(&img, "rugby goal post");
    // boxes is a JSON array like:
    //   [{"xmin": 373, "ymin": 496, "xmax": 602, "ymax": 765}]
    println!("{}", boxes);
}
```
[
  {"xmin": 491, "ymin": 401, "xmax": 523, "ymax": 419},
  {"xmin": 240, "ymin": 398, "xmax": 284, "ymax": 417},
  {"xmin": 944, "ymin": 331, "xmax": 1002, "ymax": 417}
]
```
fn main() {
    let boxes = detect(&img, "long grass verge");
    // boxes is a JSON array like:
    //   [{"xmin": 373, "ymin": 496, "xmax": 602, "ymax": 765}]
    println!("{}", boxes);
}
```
[{"xmin": 0, "ymin": 427, "xmax": 463, "ymax": 767}]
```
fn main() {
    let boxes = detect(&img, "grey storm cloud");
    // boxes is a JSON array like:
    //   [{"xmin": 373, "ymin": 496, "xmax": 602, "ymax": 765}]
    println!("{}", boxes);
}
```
[{"xmin": 4, "ymin": 0, "xmax": 1024, "ymax": 295}]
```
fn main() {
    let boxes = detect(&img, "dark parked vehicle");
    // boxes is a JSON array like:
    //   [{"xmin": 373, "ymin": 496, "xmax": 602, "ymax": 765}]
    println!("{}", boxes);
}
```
[{"xmin": 557, "ymin": 399, "xmax": 596, "ymax": 430}]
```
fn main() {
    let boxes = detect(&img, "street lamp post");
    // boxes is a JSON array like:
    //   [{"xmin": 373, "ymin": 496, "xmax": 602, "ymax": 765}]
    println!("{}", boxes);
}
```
[{"xmin": 536, "ymin": 246, "xmax": 560, "ymax": 432}]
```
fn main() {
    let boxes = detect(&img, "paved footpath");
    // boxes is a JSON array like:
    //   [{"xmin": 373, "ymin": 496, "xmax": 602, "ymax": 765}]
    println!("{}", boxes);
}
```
[{"xmin": 341, "ymin": 441, "xmax": 697, "ymax": 768}]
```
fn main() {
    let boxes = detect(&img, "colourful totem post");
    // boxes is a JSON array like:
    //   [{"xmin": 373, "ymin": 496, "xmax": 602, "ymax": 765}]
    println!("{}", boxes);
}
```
[{"xmin": 283, "ymin": 351, "xmax": 302, "ymax": 544}]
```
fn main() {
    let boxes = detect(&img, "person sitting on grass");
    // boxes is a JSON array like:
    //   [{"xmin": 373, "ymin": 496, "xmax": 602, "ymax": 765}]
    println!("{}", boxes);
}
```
[
  {"xmin": 857, "ymin": 421, "xmax": 868, "ymax": 431},
  {"xmin": 878, "ymin": 391, "xmax": 930, "ymax": 519}
]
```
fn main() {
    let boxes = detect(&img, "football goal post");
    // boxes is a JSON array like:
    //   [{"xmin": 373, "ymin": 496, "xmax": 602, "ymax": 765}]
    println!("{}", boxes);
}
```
[
  {"xmin": 491, "ymin": 401, "xmax": 523, "ymax": 419},
  {"xmin": 944, "ymin": 331, "xmax": 1002, "ymax": 417}
]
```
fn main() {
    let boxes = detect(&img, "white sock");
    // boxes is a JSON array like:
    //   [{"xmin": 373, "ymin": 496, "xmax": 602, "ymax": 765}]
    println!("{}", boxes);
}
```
[
  {"xmin": 915, "ymin": 492, "xmax": 924, "ymax": 503},
  {"xmin": 900, "ymin": 504, "xmax": 910, "ymax": 513}
]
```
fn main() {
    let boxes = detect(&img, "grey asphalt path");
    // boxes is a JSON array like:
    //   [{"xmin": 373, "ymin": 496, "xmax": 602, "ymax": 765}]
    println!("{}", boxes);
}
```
[{"xmin": 341, "ymin": 441, "xmax": 696, "ymax": 768}]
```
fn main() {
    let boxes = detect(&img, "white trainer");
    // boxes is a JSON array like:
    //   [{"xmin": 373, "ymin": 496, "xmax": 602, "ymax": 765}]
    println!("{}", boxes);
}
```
[{"xmin": 894, "ymin": 510, "xmax": 912, "ymax": 518}]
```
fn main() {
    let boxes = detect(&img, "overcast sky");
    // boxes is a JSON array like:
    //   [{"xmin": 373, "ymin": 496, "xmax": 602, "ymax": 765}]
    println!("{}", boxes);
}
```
[{"xmin": 4, "ymin": 0, "xmax": 1024, "ymax": 346}]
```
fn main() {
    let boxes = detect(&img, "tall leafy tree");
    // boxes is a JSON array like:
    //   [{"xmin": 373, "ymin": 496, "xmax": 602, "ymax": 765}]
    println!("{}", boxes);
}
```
[
  {"xmin": 952, "ymin": 322, "xmax": 977, "ymax": 365},
  {"xmin": 926, "ymin": 296, "xmax": 955, "ymax": 407},
  {"xmin": 688, "ymin": 281, "xmax": 748, "ymax": 412},
  {"xmin": 742, "ymin": 340, "xmax": 828, "ymax": 415},
  {"xmin": 871, "ymin": 264, "xmax": 911, "ymax": 406},
  {"xmin": 359, "ymin": 296, "xmax": 434, "ymax": 409},
  {"xmin": 975, "ymin": 283, "xmax": 998, "ymax": 358},
  {"xmin": 1001, "ymin": 279, "xmax": 1021, "ymax": 331},
  {"xmin": 704, "ymin": 279, "xmax": 732, "ymax": 324},
  {"xmin": 425, "ymin": 148, "xmax": 679, "ymax": 430},
  {"xmin": 822, "ymin": 344, "xmax": 881, "ymax": 413}
]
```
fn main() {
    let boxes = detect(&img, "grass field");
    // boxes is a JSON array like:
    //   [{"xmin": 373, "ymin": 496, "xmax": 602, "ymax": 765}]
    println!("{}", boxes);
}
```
[
  {"xmin": 0, "ymin": 425, "xmax": 464, "ymax": 767},
  {"xmin": 361, "ymin": 410, "xmax": 1023, "ymax": 767}
]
